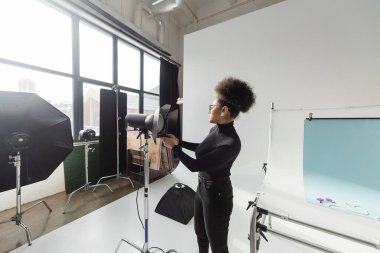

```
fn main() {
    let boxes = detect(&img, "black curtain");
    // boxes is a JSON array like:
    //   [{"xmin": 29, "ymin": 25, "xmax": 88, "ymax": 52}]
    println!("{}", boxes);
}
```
[{"xmin": 159, "ymin": 58, "xmax": 181, "ymax": 140}]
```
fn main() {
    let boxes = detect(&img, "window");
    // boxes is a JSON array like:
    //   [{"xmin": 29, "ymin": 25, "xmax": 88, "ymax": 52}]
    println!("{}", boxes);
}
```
[
  {"xmin": 118, "ymin": 41, "xmax": 140, "ymax": 89},
  {"xmin": 143, "ymin": 93, "xmax": 159, "ymax": 115},
  {"xmin": 0, "ymin": 63, "xmax": 73, "ymax": 129},
  {"xmin": 83, "ymin": 83, "xmax": 111, "ymax": 135},
  {"xmin": 0, "ymin": 0, "xmax": 72, "ymax": 73},
  {"xmin": 143, "ymin": 54, "xmax": 160, "ymax": 94},
  {"xmin": 123, "ymin": 91, "xmax": 140, "ymax": 114},
  {"xmin": 0, "ymin": 1, "xmax": 163, "ymax": 140},
  {"xmin": 80, "ymin": 22, "xmax": 113, "ymax": 83}
]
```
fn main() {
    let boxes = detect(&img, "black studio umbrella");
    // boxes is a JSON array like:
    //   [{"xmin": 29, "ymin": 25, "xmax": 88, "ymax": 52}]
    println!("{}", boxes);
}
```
[{"xmin": 0, "ymin": 91, "xmax": 73, "ymax": 192}]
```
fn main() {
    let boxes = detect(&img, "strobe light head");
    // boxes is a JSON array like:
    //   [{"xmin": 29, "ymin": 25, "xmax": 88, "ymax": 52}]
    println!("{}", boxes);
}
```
[
  {"xmin": 6, "ymin": 132, "xmax": 32, "ymax": 151},
  {"xmin": 78, "ymin": 129, "xmax": 96, "ymax": 142},
  {"xmin": 125, "ymin": 104, "xmax": 171, "ymax": 142}
]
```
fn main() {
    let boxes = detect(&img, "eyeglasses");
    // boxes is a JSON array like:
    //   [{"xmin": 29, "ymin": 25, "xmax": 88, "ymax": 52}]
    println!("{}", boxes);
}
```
[{"xmin": 209, "ymin": 104, "xmax": 217, "ymax": 112}]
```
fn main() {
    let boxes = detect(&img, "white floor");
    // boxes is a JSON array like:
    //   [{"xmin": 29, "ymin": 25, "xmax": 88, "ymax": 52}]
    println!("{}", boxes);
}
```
[
  {"xmin": 9, "ymin": 161, "xmax": 380, "ymax": 253},
  {"xmin": 10, "ymin": 162, "xmax": 264, "ymax": 253}
]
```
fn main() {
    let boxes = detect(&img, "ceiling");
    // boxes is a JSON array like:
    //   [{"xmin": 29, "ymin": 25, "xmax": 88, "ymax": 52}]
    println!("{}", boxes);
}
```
[
  {"xmin": 184, "ymin": 0, "xmax": 217, "ymax": 11},
  {"xmin": 162, "ymin": 0, "xmax": 285, "ymax": 30}
]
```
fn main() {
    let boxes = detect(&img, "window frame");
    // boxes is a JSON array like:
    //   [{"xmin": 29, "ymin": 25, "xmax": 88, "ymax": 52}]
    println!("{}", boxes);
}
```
[{"xmin": 0, "ymin": 0, "xmax": 162, "ymax": 141}]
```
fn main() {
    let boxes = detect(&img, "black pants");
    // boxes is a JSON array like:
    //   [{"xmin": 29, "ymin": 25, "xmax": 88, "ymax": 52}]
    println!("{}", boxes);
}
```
[{"xmin": 194, "ymin": 176, "xmax": 233, "ymax": 253}]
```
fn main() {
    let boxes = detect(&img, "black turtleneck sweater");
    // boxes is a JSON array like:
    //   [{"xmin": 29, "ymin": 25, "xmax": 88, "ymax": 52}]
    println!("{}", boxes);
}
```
[{"xmin": 172, "ymin": 122, "xmax": 241, "ymax": 179}]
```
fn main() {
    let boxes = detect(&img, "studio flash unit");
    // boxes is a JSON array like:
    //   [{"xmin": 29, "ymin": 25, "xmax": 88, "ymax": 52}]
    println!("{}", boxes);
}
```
[
  {"xmin": 116, "ymin": 103, "xmax": 178, "ymax": 253},
  {"xmin": 125, "ymin": 104, "xmax": 171, "ymax": 141},
  {"xmin": 78, "ymin": 129, "xmax": 96, "ymax": 142}
]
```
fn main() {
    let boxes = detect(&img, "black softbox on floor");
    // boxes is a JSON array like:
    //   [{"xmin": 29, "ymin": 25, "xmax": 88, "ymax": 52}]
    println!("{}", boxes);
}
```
[{"xmin": 155, "ymin": 183, "xmax": 195, "ymax": 225}]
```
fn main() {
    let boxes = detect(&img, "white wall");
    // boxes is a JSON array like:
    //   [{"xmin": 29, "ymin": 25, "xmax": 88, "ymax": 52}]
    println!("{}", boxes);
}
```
[
  {"xmin": 183, "ymin": 0, "xmax": 380, "ymax": 252},
  {"xmin": 183, "ymin": 0, "xmax": 380, "ymax": 165},
  {"xmin": 0, "ymin": 164, "xmax": 65, "ymax": 211}
]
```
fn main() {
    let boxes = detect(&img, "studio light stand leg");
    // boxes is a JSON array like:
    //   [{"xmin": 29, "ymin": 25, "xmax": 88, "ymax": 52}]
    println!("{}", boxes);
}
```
[
  {"xmin": 250, "ymin": 205, "xmax": 259, "ymax": 253},
  {"xmin": 0, "ymin": 152, "xmax": 52, "ymax": 246},
  {"xmin": 115, "ymin": 136, "xmax": 150, "ymax": 253},
  {"xmin": 93, "ymin": 85, "xmax": 134, "ymax": 191},
  {"xmin": 63, "ymin": 143, "xmax": 113, "ymax": 214},
  {"xmin": 93, "ymin": 171, "xmax": 134, "ymax": 192}
]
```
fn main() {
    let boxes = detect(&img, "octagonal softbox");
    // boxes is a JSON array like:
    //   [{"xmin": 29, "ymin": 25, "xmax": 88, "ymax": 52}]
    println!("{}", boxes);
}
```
[{"xmin": 0, "ymin": 91, "xmax": 73, "ymax": 192}]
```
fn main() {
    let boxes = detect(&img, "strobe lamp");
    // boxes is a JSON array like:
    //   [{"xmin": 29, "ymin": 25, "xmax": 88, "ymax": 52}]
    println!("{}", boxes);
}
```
[
  {"xmin": 78, "ymin": 129, "xmax": 96, "ymax": 142},
  {"xmin": 125, "ymin": 104, "xmax": 171, "ymax": 141},
  {"xmin": 6, "ymin": 132, "xmax": 32, "ymax": 151},
  {"xmin": 116, "ymin": 104, "xmax": 173, "ymax": 253}
]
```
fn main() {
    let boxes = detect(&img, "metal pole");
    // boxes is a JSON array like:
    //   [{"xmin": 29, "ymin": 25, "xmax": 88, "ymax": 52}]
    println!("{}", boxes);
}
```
[
  {"xmin": 114, "ymin": 133, "xmax": 150, "ymax": 253},
  {"xmin": 251, "ymin": 206, "xmax": 380, "ymax": 252},
  {"xmin": 116, "ymin": 85, "xmax": 120, "ymax": 179},
  {"xmin": 250, "ymin": 206, "xmax": 258, "ymax": 253},
  {"xmin": 266, "ymin": 228, "xmax": 341, "ymax": 253},
  {"xmin": 143, "ymin": 138, "xmax": 149, "ymax": 251},
  {"xmin": 14, "ymin": 152, "xmax": 32, "ymax": 244},
  {"xmin": 85, "ymin": 143, "xmax": 89, "ymax": 184},
  {"xmin": 266, "ymin": 102, "xmax": 274, "ymax": 166},
  {"xmin": 15, "ymin": 152, "xmax": 21, "ymax": 217},
  {"xmin": 0, "ymin": 152, "xmax": 52, "ymax": 246},
  {"xmin": 268, "ymin": 211, "xmax": 378, "ymax": 249}
]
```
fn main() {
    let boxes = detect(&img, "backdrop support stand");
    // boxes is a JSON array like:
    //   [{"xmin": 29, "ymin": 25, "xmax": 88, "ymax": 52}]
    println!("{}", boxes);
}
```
[
  {"xmin": 93, "ymin": 85, "xmax": 134, "ymax": 190},
  {"xmin": 0, "ymin": 152, "xmax": 52, "ymax": 245},
  {"xmin": 63, "ymin": 141, "xmax": 113, "ymax": 213},
  {"xmin": 115, "ymin": 130, "xmax": 150, "ymax": 253}
]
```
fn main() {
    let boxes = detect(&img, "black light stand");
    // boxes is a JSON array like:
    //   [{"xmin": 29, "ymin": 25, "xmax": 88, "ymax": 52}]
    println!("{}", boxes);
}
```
[
  {"xmin": 0, "ymin": 133, "xmax": 52, "ymax": 246},
  {"xmin": 115, "ymin": 129, "xmax": 150, "ymax": 253},
  {"xmin": 94, "ymin": 85, "xmax": 134, "ymax": 190},
  {"xmin": 63, "ymin": 130, "xmax": 113, "ymax": 213}
]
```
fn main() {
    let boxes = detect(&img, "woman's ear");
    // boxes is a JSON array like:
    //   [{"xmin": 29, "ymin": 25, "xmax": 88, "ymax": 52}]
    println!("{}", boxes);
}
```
[
  {"xmin": 220, "ymin": 106, "xmax": 229, "ymax": 117},
  {"xmin": 222, "ymin": 105, "xmax": 229, "ymax": 115}
]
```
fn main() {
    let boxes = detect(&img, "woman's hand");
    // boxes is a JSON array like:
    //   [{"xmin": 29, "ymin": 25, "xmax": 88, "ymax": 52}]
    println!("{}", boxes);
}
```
[
  {"xmin": 166, "ymin": 134, "xmax": 179, "ymax": 145},
  {"xmin": 161, "ymin": 134, "xmax": 179, "ymax": 149}
]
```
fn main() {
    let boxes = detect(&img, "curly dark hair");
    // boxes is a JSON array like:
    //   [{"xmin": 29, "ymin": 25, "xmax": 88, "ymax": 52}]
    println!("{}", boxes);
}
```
[{"xmin": 215, "ymin": 77, "xmax": 256, "ymax": 118}]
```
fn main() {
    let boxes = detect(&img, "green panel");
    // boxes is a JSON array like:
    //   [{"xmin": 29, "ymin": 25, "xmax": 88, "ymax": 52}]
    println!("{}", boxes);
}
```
[
  {"xmin": 63, "ymin": 142, "xmax": 100, "ymax": 194},
  {"xmin": 88, "ymin": 143, "xmax": 101, "ymax": 183}
]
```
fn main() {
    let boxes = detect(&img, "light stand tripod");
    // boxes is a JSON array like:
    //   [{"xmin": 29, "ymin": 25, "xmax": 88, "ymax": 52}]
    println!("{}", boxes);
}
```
[
  {"xmin": 63, "ymin": 140, "xmax": 113, "ymax": 213},
  {"xmin": 0, "ymin": 151, "xmax": 52, "ymax": 246},
  {"xmin": 94, "ymin": 85, "xmax": 134, "ymax": 190},
  {"xmin": 115, "ymin": 129, "xmax": 150, "ymax": 253}
]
